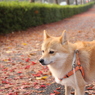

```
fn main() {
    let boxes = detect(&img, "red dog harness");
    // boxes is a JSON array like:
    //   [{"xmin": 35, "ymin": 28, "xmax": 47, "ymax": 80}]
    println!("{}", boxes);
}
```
[{"xmin": 59, "ymin": 50, "xmax": 84, "ymax": 81}]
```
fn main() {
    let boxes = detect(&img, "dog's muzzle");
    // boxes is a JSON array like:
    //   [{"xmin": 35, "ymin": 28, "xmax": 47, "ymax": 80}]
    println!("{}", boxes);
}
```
[{"xmin": 39, "ymin": 59, "xmax": 46, "ymax": 65}]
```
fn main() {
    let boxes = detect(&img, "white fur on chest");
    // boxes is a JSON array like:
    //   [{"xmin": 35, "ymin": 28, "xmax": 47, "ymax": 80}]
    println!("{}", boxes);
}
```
[{"xmin": 55, "ymin": 76, "xmax": 74, "ymax": 86}]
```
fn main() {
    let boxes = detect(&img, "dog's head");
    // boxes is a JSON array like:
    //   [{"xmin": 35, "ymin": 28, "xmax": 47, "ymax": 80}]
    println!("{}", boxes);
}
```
[{"xmin": 39, "ymin": 30, "xmax": 69, "ymax": 66}]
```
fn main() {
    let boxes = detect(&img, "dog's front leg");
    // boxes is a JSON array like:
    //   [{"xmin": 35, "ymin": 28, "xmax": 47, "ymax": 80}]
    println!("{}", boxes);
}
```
[
  {"xmin": 75, "ymin": 86, "xmax": 85, "ymax": 95},
  {"xmin": 65, "ymin": 85, "xmax": 72, "ymax": 95}
]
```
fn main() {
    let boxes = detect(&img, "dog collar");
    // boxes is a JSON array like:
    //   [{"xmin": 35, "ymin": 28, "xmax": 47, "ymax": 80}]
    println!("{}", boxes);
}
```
[{"xmin": 59, "ymin": 50, "xmax": 84, "ymax": 81}]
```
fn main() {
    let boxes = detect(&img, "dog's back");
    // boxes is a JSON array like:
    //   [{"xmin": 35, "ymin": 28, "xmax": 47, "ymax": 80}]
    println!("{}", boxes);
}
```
[{"xmin": 74, "ymin": 40, "xmax": 95, "ymax": 82}]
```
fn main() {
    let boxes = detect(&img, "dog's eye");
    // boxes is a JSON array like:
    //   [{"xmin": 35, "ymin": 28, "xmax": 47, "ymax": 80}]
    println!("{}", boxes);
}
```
[
  {"xmin": 42, "ymin": 50, "xmax": 44, "ymax": 53},
  {"xmin": 49, "ymin": 51, "xmax": 54, "ymax": 54}
]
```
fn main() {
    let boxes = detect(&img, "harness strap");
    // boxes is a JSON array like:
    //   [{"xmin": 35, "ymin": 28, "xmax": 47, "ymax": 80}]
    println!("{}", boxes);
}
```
[{"xmin": 59, "ymin": 50, "xmax": 84, "ymax": 81}]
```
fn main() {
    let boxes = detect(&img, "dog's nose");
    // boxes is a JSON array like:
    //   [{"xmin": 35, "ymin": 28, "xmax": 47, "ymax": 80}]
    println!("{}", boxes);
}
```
[
  {"xmin": 39, "ymin": 59, "xmax": 46, "ymax": 65},
  {"xmin": 39, "ymin": 59, "xmax": 44, "ymax": 63}
]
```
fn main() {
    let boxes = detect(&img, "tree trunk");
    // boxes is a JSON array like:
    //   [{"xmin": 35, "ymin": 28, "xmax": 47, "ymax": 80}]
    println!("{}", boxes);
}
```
[
  {"xmin": 29, "ymin": 0, "xmax": 35, "ymax": 3},
  {"xmin": 75, "ymin": 0, "xmax": 78, "ymax": 5},
  {"xmin": 66, "ymin": 0, "xmax": 70, "ymax": 5},
  {"xmin": 55, "ymin": 0, "xmax": 58, "ymax": 4},
  {"xmin": 81, "ymin": 0, "xmax": 84, "ymax": 4}
]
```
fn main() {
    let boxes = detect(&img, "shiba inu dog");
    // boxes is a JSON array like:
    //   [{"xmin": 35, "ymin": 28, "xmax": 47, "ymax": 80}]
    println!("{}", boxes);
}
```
[{"xmin": 39, "ymin": 30, "xmax": 95, "ymax": 95}]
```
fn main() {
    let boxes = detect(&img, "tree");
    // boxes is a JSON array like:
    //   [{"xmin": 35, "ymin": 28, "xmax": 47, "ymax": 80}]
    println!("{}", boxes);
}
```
[
  {"xmin": 81, "ymin": 0, "xmax": 84, "ymax": 4},
  {"xmin": 66, "ymin": 0, "xmax": 70, "ymax": 5},
  {"xmin": 75, "ymin": 0, "xmax": 78, "ymax": 5},
  {"xmin": 29, "ymin": 0, "xmax": 35, "ymax": 3},
  {"xmin": 55, "ymin": 0, "xmax": 58, "ymax": 4}
]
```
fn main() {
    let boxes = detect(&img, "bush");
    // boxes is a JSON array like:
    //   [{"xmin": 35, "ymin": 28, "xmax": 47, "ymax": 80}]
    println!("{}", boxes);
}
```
[{"xmin": 0, "ymin": 1, "xmax": 95, "ymax": 34}]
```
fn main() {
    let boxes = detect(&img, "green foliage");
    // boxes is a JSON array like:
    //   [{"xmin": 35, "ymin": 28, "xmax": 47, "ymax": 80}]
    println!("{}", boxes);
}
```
[{"xmin": 0, "ymin": 1, "xmax": 95, "ymax": 34}]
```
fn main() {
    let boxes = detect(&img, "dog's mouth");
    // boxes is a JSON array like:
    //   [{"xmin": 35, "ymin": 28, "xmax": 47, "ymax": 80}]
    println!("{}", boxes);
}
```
[
  {"xmin": 48, "ymin": 61, "xmax": 53, "ymax": 65},
  {"xmin": 39, "ymin": 59, "xmax": 53, "ymax": 66},
  {"xmin": 42, "ymin": 61, "xmax": 53, "ymax": 66}
]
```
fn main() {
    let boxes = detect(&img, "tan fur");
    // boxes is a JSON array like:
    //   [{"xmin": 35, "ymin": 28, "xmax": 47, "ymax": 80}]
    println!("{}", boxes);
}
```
[{"xmin": 39, "ymin": 30, "xmax": 95, "ymax": 95}]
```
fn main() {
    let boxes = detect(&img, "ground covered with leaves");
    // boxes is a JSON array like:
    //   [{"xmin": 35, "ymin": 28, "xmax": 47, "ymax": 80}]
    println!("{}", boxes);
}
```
[{"xmin": 0, "ymin": 6, "xmax": 95, "ymax": 95}]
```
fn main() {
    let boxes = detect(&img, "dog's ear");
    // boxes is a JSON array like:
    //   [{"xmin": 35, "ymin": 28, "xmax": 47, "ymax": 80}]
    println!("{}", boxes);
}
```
[
  {"xmin": 60, "ymin": 30, "xmax": 67, "ymax": 45},
  {"xmin": 43, "ymin": 30, "xmax": 50, "ymax": 39}
]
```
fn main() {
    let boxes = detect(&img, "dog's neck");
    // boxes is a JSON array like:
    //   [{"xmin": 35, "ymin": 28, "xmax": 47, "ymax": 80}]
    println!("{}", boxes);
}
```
[
  {"xmin": 47, "ymin": 42, "xmax": 76, "ymax": 82},
  {"xmin": 48, "ymin": 52, "xmax": 74, "ymax": 81}
]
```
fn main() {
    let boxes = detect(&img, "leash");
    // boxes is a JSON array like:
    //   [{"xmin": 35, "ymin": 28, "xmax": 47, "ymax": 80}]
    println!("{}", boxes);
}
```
[{"xmin": 59, "ymin": 50, "xmax": 84, "ymax": 81}]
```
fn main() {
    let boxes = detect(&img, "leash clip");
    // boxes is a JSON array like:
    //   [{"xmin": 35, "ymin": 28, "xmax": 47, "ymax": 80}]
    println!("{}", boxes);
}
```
[{"xmin": 72, "ymin": 50, "xmax": 79, "ymax": 68}]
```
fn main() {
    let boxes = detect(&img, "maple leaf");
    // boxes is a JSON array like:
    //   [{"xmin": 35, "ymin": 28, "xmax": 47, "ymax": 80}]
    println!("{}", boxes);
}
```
[
  {"xmin": 87, "ymin": 86, "xmax": 93, "ymax": 90},
  {"xmin": 32, "ymin": 73, "xmax": 41, "ymax": 77},
  {"xmin": 2, "ymin": 68, "xmax": 8, "ymax": 71},
  {"xmin": 8, "ymin": 58, "xmax": 11, "ymax": 61},
  {"xmin": 56, "ymin": 87, "xmax": 61, "ymax": 90},
  {"xmin": 17, "ymin": 71, "xmax": 22, "ymax": 74},
  {"xmin": 36, "ymin": 76, "xmax": 48, "ymax": 80},
  {"xmin": 7, "ymin": 92, "xmax": 18, "ymax": 95},
  {"xmin": 32, "ymin": 70, "xmax": 44, "ymax": 77},
  {"xmin": 19, "ymin": 75, "xmax": 24, "ymax": 79},
  {"xmin": 2, "ymin": 80, "xmax": 9, "ymax": 84},
  {"xmin": 71, "ymin": 91, "xmax": 74, "ymax": 94},
  {"xmin": 10, "ymin": 69, "xmax": 14, "ymax": 72},
  {"xmin": 22, "ymin": 43, "xmax": 27, "ymax": 45},
  {"xmin": 24, "ymin": 65, "xmax": 30, "ymax": 69},
  {"xmin": 31, "ymin": 61, "xmax": 37, "ymax": 65},
  {"xmin": 22, "ymin": 82, "xmax": 30, "ymax": 85},
  {"xmin": 40, "ymin": 85, "xmax": 46, "ymax": 88},
  {"xmin": 38, "ymin": 70, "xmax": 43, "ymax": 75},
  {"xmin": 53, "ymin": 90, "xmax": 60, "ymax": 94},
  {"xmin": 25, "ymin": 58, "xmax": 30, "ymax": 62}
]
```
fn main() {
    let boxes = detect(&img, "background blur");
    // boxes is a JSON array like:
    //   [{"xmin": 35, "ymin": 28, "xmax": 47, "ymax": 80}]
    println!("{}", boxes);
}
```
[{"xmin": 0, "ymin": 0, "xmax": 94, "ymax": 5}]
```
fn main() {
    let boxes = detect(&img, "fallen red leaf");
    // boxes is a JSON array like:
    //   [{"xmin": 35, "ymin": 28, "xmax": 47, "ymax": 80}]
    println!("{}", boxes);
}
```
[
  {"xmin": 32, "ymin": 73, "xmax": 41, "ymax": 77},
  {"xmin": 2, "ymin": 80, "xmax": 9, "ymax": 84},
  {"xmin": 56, "ymin": 87, "xmax": 61, "ymax": 90},
  {"xmin": 53, "ymin": 90, "xmax": 60, "ymax": 94},
  {"xmin": 17, "ymin": 71, "xmax": 22, "ymax": 74},
  {"xmin": 7, "ymin": 92, "xmax": 18, "ymax": 95},
  {"xmin": 8, "ymin": 58, "xmax": 11, "ymax": 61},
  {"xmin": 38, "ymin": 70, "xmax": 43, "ymax": 75},
  {"xmin": 50, "ymin": 93, "xmax": 56, "ymax": 95},
  {"xmin": 31, "ymin": 61, "xmax": 37, "ymax": 65},
  {"xmin": 40, "ymin": 85, "xmax": 46, "ymax": 88},
  {"xmin": 22, "ymin": 82, "xmax": 30, "ymax": 85},
  {"xmin": 10, "ymin": 69, "xmax": 14, "ymax": 72},
  {"xmin": 0, "ymin": 89, "xmax": 3, "ymax": 92},
  {"xmin": 19, "ymin": 75, "xmax": 24, "ymax": 79},
  {"xmin": 71, "ymin": 91, "xmax": 74, "ymax": 94},
  {"xmin": 2, "ymin": 68, "xmax": 8, "ymax": 71},
  {"xmin": 87, "ymin": 86, "xmax": 93, "ymax": 90},
  {"xmin": 25, "ymin": 58, "xmax": 30, "ymax": 62},
  {"xmin": 25, "ymin": 65, "xmax": 30, "ymax": 69},
  {"xmin": 33, "ymin": 82, "xmax": 38, "ymax": 86}
]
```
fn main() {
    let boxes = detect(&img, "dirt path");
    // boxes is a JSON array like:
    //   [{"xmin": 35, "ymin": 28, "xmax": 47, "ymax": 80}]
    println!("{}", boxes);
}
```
[{"xmin": 0, "ymin": 5, "xmax": 95, "ymax": 95}]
